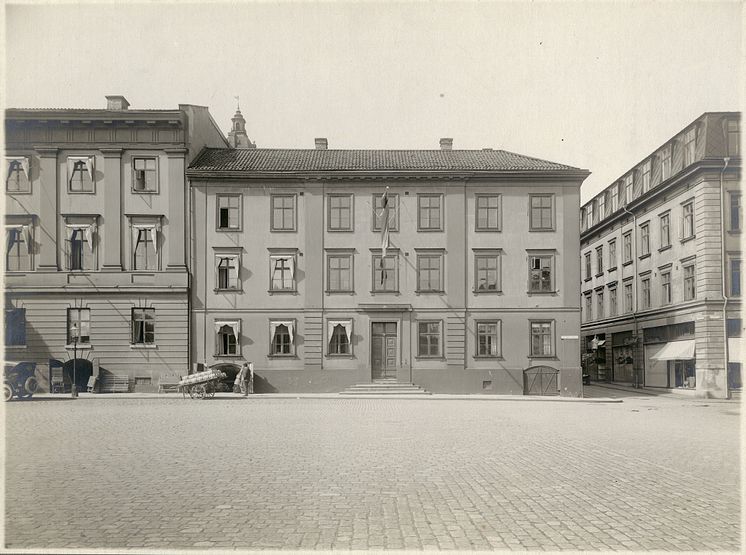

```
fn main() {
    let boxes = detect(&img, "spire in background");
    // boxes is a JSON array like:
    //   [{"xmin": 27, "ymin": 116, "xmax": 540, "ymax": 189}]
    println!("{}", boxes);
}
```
[{"xmin": 227, "ymin": 96, "xmax": 256, "ymax": 149}]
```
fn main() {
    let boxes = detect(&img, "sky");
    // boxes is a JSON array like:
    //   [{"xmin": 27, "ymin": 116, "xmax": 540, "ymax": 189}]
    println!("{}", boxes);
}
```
[{"xmin": 4, "ymin": 1, "xmax": 743, "ymax": 202}]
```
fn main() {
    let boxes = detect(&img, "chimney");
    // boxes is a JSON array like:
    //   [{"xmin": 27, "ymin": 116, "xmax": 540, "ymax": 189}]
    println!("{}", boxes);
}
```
[
  {"xmin": 439, "ymin": 138, "xmax": 453, "ymax": 150},
  {"xmin": 315, "ymin": 138, "xmax": 328, "ymax": 150},
  {"xmin": 106, "ymin": 95, "xmax": 130, "ymax": 110}
]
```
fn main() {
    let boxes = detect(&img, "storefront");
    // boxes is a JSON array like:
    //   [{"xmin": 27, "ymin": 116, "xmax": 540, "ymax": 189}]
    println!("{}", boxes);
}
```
[
  {"xmin": 611, "ymin": 331, "xmax": 635, "ymax": 383},
  {"xmin": 643, "ymin": 322, "xmax": 696, "ymax": 389}
]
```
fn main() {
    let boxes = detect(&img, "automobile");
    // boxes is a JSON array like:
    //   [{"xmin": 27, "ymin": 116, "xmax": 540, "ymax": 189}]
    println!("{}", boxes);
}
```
[{"xmin": 4, "ymin": 361, "xmax": 39, "ymax": 401}]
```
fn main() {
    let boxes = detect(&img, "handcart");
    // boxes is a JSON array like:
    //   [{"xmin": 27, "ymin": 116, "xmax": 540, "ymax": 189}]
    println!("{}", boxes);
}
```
[{"xmin": 178, "ymin": 368, "xmax": 227, "ymax": 400}]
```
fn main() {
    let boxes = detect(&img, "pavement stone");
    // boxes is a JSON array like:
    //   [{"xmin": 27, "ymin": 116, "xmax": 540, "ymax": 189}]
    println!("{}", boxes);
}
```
[{"xmin": 3, "ymin": 392, "xmax": 742, "ymax": 551}]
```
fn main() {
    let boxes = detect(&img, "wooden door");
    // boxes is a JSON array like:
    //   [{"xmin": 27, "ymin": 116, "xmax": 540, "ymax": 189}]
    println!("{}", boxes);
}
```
[{"xmin": 371, "ymin": 322, "xmax": 397, "ymax": 380}]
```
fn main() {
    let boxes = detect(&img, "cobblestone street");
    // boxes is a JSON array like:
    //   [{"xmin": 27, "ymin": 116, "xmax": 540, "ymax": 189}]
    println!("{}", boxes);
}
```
[{"xmin": 4, "ymin": 391, "xmax": 741, "ymax": 551}]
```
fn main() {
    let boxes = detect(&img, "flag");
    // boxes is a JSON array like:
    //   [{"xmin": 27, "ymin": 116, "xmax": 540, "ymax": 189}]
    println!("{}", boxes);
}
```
[{"xmin": 380, "ymin": 187, "xmax": 390, "ymax": 285}]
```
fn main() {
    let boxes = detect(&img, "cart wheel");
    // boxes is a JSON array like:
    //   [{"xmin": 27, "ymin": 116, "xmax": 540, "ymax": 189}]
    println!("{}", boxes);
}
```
[
  {"xmin": 24, "ymin": 376, "xmax": 39, "ymax": 394},
  {"xmin": 4, "ymin": 383, "xmax": 14, "ymax": 402},
  {"xmin": 206, "ymin": 383, "xmax": 216, "ymax": 398},
  {"xmin": 187, "ymin": 385, "xmax": 196, "ymax": 399},
  {"xmin": 192, "ymin": 384, "xmax": 207, "ymax": 399}
]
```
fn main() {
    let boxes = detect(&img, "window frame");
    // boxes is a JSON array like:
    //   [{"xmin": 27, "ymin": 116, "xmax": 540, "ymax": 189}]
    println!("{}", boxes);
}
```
[
  {"xmin": 659, "ymin": 212, "xmax": 671, "ymax": 249},
  {"xmin": 527, "ymin": 251, "xmax": 556, "ymax": 294},
  {"xmin": 595, "ymin": 246, "xmax": 604, "ymax": 275},
  {"xmin": 371, "ymin": 251, "xmax": 399, "ymax": 293},
  {"xmin": 660, "ymin": 269, "xmax": 672, "ymax": 305},
  {"xmin": 5, "ymin": 307, "xmax": 27, "ymax": 347},
  {"xmin": 5, "ymin": 224, "xmax": 33, "ymax": 272},
  {"xmin": 67, "ymin": 156, "xmax": 95, "ymax": 194},
  {"xmin": 327, "ymin": 319, "xmax": 353, "ymax": 357},
  {"xmin": 6, "ymin": 157, "xmax": 31, "ymax": 194},
  {"xmin": 270, "ymin": 193, "xmax": 297, "ymax": 232},
  {"xmin": 216, "ymin": 193, "xmax": 242, "ymax": 232},
  {"xmin": 417, "ymin": 193, "xmax": 444, "ymax": 232},
  {"xmin": 726, "ymin": 119, "xmax": 740, "ymax": 157},
  {"xmin": 416, "ymin": 250, "xmax": 444, "ymax": 293},
  {"xmin": 215, "ymin": 321, "xmax": 240, "ymax": 357},
  {"xmin": 640, "ymin": 275, "xmax": 651, "ymax": 310},
  {"xmin": 528, "ymin": 193, "xmax": 555, "ymax": 231},
  {"xmin": 473, "ymin": 250, "xmax": 501, "ymax": 293},
  {"xmin": 730, "ymin": 191, "xmax": 742, "ymax": 232},
  {"xmin": 623, "ymin": 280, "xmax": 634, "ymax": 314},
  {"xmin": 67, "ymin": 307, "xmax": 91, "ymax": 346},
  {"xmin": 269, "ymin": 252, "xmax": 297, "ymax": 293},
  {"xmin": 131, "ymin": 156, "xmax": 159, "ymax": 194},
  {"xmin": 608, "ymin": 285, "xmax": 618, "ymax": 317},
  {"xmin": 596, "ymin": 289, "xmax": 605, "ymax": 319},
  {"xmin": 683, "ymin": 263, "xmax": 696, "ymax": 301},
  {"xmin": 529, "ymin": 320, "xmax": 554, "ymax": 358},
  {"xmin": 475, "ymin": 320, "xmax": 501, "ymax": 358},
  {"xmin": 327, "ymin": 193, "xmax": 354, "ymax": 232},
  {"xmin": 475, "ymin": 194, "xmax": 501, "ymax": 231},
  {"xmin": 131, "ymin": 307, "xmax": 156, "ymax": 346},
  {"xmin": 372, "ymin": 192, "xmax": 399, "ymax": 232},
  {"xmin": 584, "ymin": 252, "xmax": 592, "ymax": 280},
  {"xmin": 64, "ymin": 217, "xmax": 98, "ymax": 272},
  {"xmin": 639, "ymin": 222, "xmax": 650, "ymax": 257},
  {"xmin": 214, "ymin": 252, "xmax": 241, "ymax": 292},
  {"xmin": 326, "ymin": 252, "xmax": 354, "ymax": 293},
  {"xmin": 269, "ymin": 320, "xmax": 296, "ymax": 357},
  {"xmin": 584, "ymin": 293, "xmax": 592, "ymax": 322},
  {"xmin": 607, "ymin": 239, "xmax": 617, "ymax": 270},
  {"xmin": 416, "ymin": 320, "xmax": 442, "ymax": 358},
  {"xmin": 730, "ymin": 258, "xmax": 742, "ymax": 297},
  {"xmin": 683, "ymin": 127, "xmax": 697, "ymax": 166},
  {"xmin": 622, "ymin": 232, "xmax": 632, "ymax": 265},
  {"xmin": 681, "ymin": 201, "xmax": 695, "ymax": 241}
]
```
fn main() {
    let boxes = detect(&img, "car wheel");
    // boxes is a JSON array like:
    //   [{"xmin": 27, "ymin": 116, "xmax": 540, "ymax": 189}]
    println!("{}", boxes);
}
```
[
  {"xmin": 4, "ymin": 384, "xmax": 14, "ymax": 402},
  {"xmin": 24, "ymin": 376, "xmax": 39, "ymax": 394}
]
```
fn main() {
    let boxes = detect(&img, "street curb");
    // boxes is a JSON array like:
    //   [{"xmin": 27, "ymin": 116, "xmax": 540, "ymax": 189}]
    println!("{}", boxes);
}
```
[{"xmin": 23, "ymin": 393, "xmax": 623, "ymax": 403}]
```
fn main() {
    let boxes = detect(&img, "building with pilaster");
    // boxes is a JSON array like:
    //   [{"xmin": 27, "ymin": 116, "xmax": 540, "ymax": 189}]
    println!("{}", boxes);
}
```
[
  {"xmin": 579, "ymin": 112, "xmax": 742, "ymax": 398},
  {"xmin": 187, "ymin": 138, "xmax": 589, "ymax": 395},
  {"xmin": 4, "ymin": 96, "xmax": 229, "ymax": 392}
]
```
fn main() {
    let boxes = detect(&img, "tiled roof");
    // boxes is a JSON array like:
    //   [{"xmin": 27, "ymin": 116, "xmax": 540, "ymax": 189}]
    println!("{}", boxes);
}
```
[{"xmin": 188, "ymin": 148, "xmax": 584, "ymax": 173}]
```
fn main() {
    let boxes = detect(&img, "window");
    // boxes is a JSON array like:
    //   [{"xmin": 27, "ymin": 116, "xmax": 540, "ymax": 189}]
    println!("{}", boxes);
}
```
[
  {"xmin": 66, "ymin": 225, "xmax": 94, "ymax": 271},
  {"xmin": 596, "ymin": 290, "xmax": 604, "ymax": 319},
  {"xmin": 609, "ymin": 185, "xmax": 618, "ymax": 214},
  {"xmin": 581, "ymin": 207, "xmax": 588, "ymax": 231},
  {"xmin": 474, "ymin": 252, "xmax": 500, "ymax": 292},
  {"xmin": 609, "ymin": 286, "xmax": 618, "ymax": 316},
  {"xmin": 270, "ymin": 321, "xmax": 295, "ymax": 356},
  {"xmin": 684, "ymin": 263, "xmax": 696, "ymax": 300},
  {"xmin": 529, "ymin": 194, "xmax": 554, "ymax": 230},
  {"xmin": 640, "ymin": 277, "xmax": 651, "ymax": 309},
  {"xmin": 133, "ymin": 226, "xmax": 158, "ymax": 270},
  {"xmin": 589, "ymin": 201, "xmax": 596, "ymax": 226},
  {"xmin": 417, "ymin": 321, "xmax": 441, "ymax": 357},
  {"xmin": 608, "ymin": 240, "xmax": 617, "ymax": 269},
  {"xmin": 372, "ymin": 253, "xmax": 398, "ymax": 292},
  {"xmin": 596, "ymin": 246, "xmax": 604, "ymax": 274},
  {"xmin": 373, "ymin": 193, "xmax": 398, "ymax": 231},
  {"xmin": 418, "ymin": 194, "xmax": 443, "ymax": 231},
  {"xmin": 730, "ymin": 192, "xmax": 742, "ymax": 232},
  {"xmin": 328, "ymin": 194, "xmax": 353, "ymax": 231},
  {"xmin": 727, "ymin": 119, "xmax": 740, "ymax": 156},
  {"xmin": 584, "ymin": 253, "xmax": 592, "ymax": 280},
  {"xmin": 658, "ymin": 270, "xmax": 672, "ymax": 305},
  {"xmin": 132, "ymin": 157, "xmax": 157, "ymax": 192},
  {"xmin": 530, "ymin": 321, "xmax": 553, "ymax": 357},
  {"xmin": 528, "ymin": 254, "xmax": 554, "ymax": 292},
  {"xmin": 270, "ymin": 255, "xmax": 296, "ymax": 292},
  {"xmin": 584, "ymin": 294, "xmax": 592, "ymax": 322},
  {"xmin": 271, "ymin": 194, "xmax": 296, "ymax": 231},
  {"xmin": 327, "ymin": 254, "xmax": 353, "ymax": 293},
  {"xmin": 476, "ymin": 321, "xmax": 500, "ymax": 357},
  {"xmin": 67, "ymin": 156, "xmax": 94, "ymax": 193},
  {"xmin": 598, "ymin": 193, "xmax": 606, "ymax": 220},
  {"xmin": 683, "ymin": 127, "xmax": 697, "ymax": 166},
  {"xmin": 623, "ymin": 232, "xmax": 632, "ymax": 264},
  {"xmin": 328, "ymin": 320, "xmax": 352, "ymax": 355},
  {"xmin": 417, "ymin": 252, "xmax": 443, "ymax": 292},
  {"xmin": 216, "ymin": 255, "xmax": 240, "ymax": 290},
  {"xmin": 6, "ymin": 157, "xmax": 30, "ymax": 193},
  {"xmin": 5, "ymin": 308, "xmax": 26, "ymax": 347},
  {"xmin": 731, "ymin": 259, "xmax": 742, "ymax": 297},
  {"xmin": 67, "ymin": 308, "xmax": 91, "ymax": 345},
  {"xmin": 661, "ymin": 146, "xmax": 672, "ymax": 181},
  {"xmin": 623, "ymin": 175, "xmax": 634, "ymax": 205},
  {"xmin": 217, "ymin": 195, "xmax": 241, "ymax": 230},
  {"xmin": 131, "ymin": 308, "xmax": 155, "ymax": 345},
  {"xmin": 624, "ymin": 281, "xmax": 633, "ymax": 313},
  {"xmin": 216, "ymin": 322, "xmax": 239, "ymax": 356},
  {"xmin": 660, "ymin": 213, "xmax": 671, "ymax": 248},
  {"xmin": 5, "ymin": 225, "xmax": 31, "ymax": 271},
  {"xmin": 640, "ymin": 223, "xmax": 650, "ymax": 257},
  {"xmin": 475, "ymin": 195, "xmax": 500, "ymax": 231},
  {"xmin": 641, "ymin": 160, "xmax": 651, "ymax": 193},
  {"xmin": 682, "ymin": 202, "xmax": 694, "ymax": 239}
]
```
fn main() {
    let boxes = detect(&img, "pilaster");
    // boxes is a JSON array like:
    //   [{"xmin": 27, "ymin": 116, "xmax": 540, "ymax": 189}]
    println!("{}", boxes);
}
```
[
  {"xmin": 101, "ymin": 148, "xmax": 123, "ymax": 271},
  {"xmin": 165, "ymin": 149, "xmax": 187, "ymax": 271},
  {"xmin": 36, "ymin": 148, "xmax": 58, "ymax": 270}
]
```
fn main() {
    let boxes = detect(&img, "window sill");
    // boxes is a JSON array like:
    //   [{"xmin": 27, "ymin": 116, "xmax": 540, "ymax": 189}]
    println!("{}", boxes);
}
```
[
  {"xmin": 6, "ymin": 189, "xmax": 32, "ymax": 195},
  {"xmin": 528, "ymin": 228, "xmax": 556, "ymax": 233},
  {"xmin": 473, "ymin": 355, "xmax": 504, "ymax": 360},
  {"xmin": 269, "ymin": 229, "xmax": 297, "ymax": 233},
  {"xmin": 595, "ymin": 272, "xmax": 604, "ymax": 278},
  {"xmin": 132, "ymin": 189, "xmax": 159, "ymax": 195},
  {"xmin": 325, "ymin": 290, "xmax": 355, "ymax": 295},
  {"xmin": 658, "ymin": 245, "xmax": 672, "ymax": 253},
  {"xmin": 583, "ymin": 277, "xmax": 592, "ymax": 282},
  {"xmin": 527, "ymin": 355, "xmax": 558, "ymax": 360},
  {"xmin": 372, "ymin": 228, "xmax": 399, "ymax": 234},
  {"xmin": 475, "ymin": 227, "xmax": 501, "ymax": 233},
  {"xmin": 416, "ymin": 228, "xmax": 444, "ymax": 233},
  {"xmin": 215, "ymin": 354, "xmax": 242, "ymax": 358},
  {"xmin": 130, "ymin": 344, "xmax": 158, "ymax": 349},
  {"xmin": 326, "ymin": 354, "xmax": 355, "ymax": 359},
  {"xmin": 727, "ymin": 229, "xmax": 742, "ymax": 234},
  {"xmin": 415, "ymin": 356, "xmax": 445, "ymax": 361},
  {"xmin": 680, "ymin": 235, "xmax": 696, "ymax": 244},
  {"xmin": 370, "ymin": 290, "xmax": 400, "ymax": 295},
  {"xmin": 214, "ymin": 288, "xmax": 242, "ymax": 293},
  {"xmin": 527, "ymin": 290, "xmax": 558, "ymax": 295},
  {"xmin": 268, "ymin": 354, "xmax": 298, "ymax": 359},
  {"xmin": 473, "ymin": 289, "xmax": 502, "ymax": 294},
  {"xmin": 607, "ymin": 266, "xmax": 617, "ymax": 273},
  {"xmin": 216, "ymin": 227, "xmax": 242, "ymax": 233},
  {"xmin": 327, "ymin": 228, "xmax": 354, "ymax": 233},
  {"xmin": 5, "ymin": 345, "xmax": 27, "ymax": 350},
  {"xmin": 267, "ymin": 290, "xmax": 298, "ymax": 295},
  {"xmin": 639, "ymin": 253, "xmax": 651, "ymax": 260},
  {"xmin": 415, "ymin": 290, "xmax": 445, "ymax": 295},
  {"xmin": 622, "ymin": 260, "xmax": 633, "ymax": 267},
  {"xmin": 67, "ymin": 190, "xmax": 96, "ymax": 195},
  {"xmin": 65, "ymin": 344, "xmax": 92, "ymax": 350}
]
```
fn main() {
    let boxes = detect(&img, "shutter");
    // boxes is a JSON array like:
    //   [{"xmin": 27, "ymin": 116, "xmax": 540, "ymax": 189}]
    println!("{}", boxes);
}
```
[
  {"xmin": 85, "ymin": 157, "xmax": 95, "ymax": 180},
  {"xmin": 22, "ymin": 225, "xmax": 32, "ymax": 253}
]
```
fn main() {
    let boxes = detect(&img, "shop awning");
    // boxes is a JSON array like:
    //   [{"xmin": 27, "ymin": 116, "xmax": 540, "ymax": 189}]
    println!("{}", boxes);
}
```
[
  {"xmin": 650, "ymin": 340, "xmax": 696, "ymax": 361},
  {"xmin": 728, "ymin": 338, "xmax": 745, "ymax": 363}
]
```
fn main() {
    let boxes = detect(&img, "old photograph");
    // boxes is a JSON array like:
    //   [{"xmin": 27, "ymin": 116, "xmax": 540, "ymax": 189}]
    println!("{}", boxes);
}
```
[{"xmin": 2, "ymin": 1, "xmax": 742, "ymax": 552}]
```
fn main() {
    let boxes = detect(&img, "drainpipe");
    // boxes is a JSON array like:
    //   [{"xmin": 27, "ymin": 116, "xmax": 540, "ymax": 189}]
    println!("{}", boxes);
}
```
[
  {"xmin": 621, "ymin": 203, "xmax": 641, "ymax": 388},
  {"xmin": 720, "ymin": 157, "xmax": 731, "ymax": 399}
]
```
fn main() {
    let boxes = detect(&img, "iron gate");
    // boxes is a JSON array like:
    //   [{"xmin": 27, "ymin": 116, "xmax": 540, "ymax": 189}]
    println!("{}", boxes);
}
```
[{"xmin": 523, "ymin": 365, "xmax": 559, "ymax": 396}]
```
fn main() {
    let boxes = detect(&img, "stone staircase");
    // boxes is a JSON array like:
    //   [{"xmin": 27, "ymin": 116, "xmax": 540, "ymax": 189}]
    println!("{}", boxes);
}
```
[{"xmin": 339, "ymin": 379, "xmax": 431, "ymax": 396}]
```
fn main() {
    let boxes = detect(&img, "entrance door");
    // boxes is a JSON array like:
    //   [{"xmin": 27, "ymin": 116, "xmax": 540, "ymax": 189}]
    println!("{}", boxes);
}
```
[{"xmin": 371, "ymin": 322, "xmax": 397, "ymax": 380}]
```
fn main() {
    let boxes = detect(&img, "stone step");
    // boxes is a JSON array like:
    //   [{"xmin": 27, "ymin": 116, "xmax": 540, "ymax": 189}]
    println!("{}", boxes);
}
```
[{"xmin": 339, "ymin": 382, "xmax": 431, "ymax": 396}]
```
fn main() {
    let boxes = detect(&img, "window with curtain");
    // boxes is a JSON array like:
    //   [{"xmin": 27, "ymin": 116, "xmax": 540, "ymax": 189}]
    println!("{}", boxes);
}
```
[
  {"xmin": 131, "ymin": 308, "xmax": 155, "ymax": 345},
  {"xmin": 530, "ymin": 322, "xmax": 552, "ymax": 356}
]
